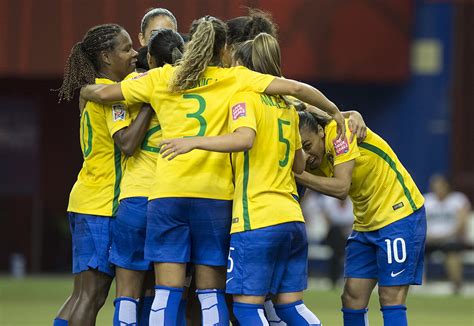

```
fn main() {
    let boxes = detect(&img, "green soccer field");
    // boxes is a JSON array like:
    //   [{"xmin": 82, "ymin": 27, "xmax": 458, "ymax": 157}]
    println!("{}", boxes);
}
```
[{"xmin": 0, "ymin": 276, "xmax": 473, "ymax": 325}]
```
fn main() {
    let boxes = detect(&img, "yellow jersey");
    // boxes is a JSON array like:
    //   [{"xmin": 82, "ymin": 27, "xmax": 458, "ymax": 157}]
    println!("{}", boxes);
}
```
[
  {"xmin": 307, "ymin": 120, "xmax": 424, "ymax": 231},
  {"xmin": 121, "ymin": 65, "xmax": 275, "ymax": 200},
  {"xmin": 119, "ymin": 110, "xmax": 161, "ymax": 200},
  {"xmin": 229, "ymin": 92, "xmax": 304, "ymax": 234},
  {"xmin": 67, "ymin": 77, "xmax": 136, "ymax": 216}
]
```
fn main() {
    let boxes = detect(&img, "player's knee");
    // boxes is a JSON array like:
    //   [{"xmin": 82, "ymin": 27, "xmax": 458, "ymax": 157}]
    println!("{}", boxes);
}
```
[
  {"xmin": 378, "ymin": 286, "xmax": 407, "ymax": 306},
  {"xmin": 341, "ymin": 289, "xmax": 367, "ymax": 309},
  {"xmin": 79, "ymin": 283, "xmax": 110, "ymax": 310}
]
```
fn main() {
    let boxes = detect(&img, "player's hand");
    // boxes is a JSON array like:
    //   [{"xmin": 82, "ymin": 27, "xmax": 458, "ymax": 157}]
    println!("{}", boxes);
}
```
[
  {"xmin": 331, "ymin": 111, "xmax": 346, "ymax": 141},
  {"xmin": 347, "ymin": 110, "xmax": 367, "ymax": 143},
  {"xmin": 159, "ymin": 138, "xmax": 197, "ymax": 160}
]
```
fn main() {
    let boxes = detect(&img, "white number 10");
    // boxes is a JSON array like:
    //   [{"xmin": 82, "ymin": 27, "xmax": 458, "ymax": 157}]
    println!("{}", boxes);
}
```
[{"xmin": 385, "ymin": 238, "xmax": 407, "ymax": 264}]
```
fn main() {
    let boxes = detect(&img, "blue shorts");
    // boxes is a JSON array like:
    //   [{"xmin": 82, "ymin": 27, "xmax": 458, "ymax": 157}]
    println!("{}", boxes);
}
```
[
  {"xmin": 145, "ymin": 197, "xmax": 232, "ymax": 266},
  {"xmin": 109, "ymin": 197, "xmax": 153, "ymax": 271},
  {"xmin": 345, "ymin": 206, "xmax": 426, "ymax": 286},
  {"xmin": 68, "ymin": 212, "xmax": 115, "ymax": 277},
  {"xmin": 226, "ymin": 222, "xmax": 308, "ymax": 296}
]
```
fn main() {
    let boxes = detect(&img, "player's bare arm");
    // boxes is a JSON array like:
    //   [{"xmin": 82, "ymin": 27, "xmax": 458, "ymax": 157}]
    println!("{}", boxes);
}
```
[
  {"xmin": 80, "ymin": 83, "xmax": 125, "ymax": 103},
  {"xmin": 160, "ymin": 127, "xmax": 256, "ymax": 160},
  {"xmin": 295, "ymin": 159, "xmax": 355, "ymax": 200}
]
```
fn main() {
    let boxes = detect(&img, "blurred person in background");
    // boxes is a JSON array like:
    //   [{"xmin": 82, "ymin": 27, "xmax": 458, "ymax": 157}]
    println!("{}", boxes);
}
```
[
  {"xmin": 424, "ymin": 174, "xmax": 472, "ymax": 295},
  {"xmin": 319, "ymin": 196, "xmax": 354, "ymax": 289}
]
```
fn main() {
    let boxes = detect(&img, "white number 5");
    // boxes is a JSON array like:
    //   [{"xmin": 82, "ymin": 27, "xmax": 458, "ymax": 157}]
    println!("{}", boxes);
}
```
[
  {"xmin": 385, "ymin": 238, "xmax": 407, "ymax": 264},
  {"xmin": 227, "ymin": 247, "xmax": 235, "ymax": 273}
]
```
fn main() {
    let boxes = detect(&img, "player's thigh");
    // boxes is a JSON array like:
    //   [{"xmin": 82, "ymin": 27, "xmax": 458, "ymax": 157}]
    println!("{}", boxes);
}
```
[
  {"xmin": 226, "ymin": 225, "xmax": 290, "ymax": 297},
  {"xmin": 145, "ymin": 198, "xmax": 191, "ymax": 264},
  {"xmin": 189, "ymin": 198, "xmax": 232, "ymax": 267},
  {"xmin": 69, "ymin": 213, "xmax": 115, "ymax": 277},
  {"xmin": 344, "ymin": 230, "xmax": 378, "ymax": 281},
  {"xmin": 111, "ymin": 197, "xmax": 153, "ymax": 271},
  {"xmin": 277, "ymin": 222, "xmax": 308, "ymax": 295},
  {"xmin": 375, "ymin": 207, "xmax": 426, "ymax": 287}
]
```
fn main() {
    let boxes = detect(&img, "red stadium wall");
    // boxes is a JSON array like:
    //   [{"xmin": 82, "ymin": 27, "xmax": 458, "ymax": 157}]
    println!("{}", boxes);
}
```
[{"xmin": 0, "ymin": 0, "xmax": 411, "ymax": 81}]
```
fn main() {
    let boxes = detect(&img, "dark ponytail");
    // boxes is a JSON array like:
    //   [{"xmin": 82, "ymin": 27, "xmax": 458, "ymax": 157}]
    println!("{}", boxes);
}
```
[{"xmin": 148, "ymin": 29, "xmax": 184, "ymax": 67}]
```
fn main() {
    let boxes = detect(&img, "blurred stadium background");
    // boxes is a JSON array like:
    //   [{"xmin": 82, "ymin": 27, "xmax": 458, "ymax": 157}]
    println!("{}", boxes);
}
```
[{"xmin": 0, "ymin": 0, "xmax": 473, "ymax": 325}]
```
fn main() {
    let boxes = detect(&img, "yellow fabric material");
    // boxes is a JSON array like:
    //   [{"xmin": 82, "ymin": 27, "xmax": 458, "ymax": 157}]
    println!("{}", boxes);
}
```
[
  {"xmin": 229, "ymin": 92, "xmax": 304, "ymax": 234},
  {"xmin": 119, "ymin": 110, "xmax": 161, "ymax": 200},
  {"xmin": 308, "ymin": 120, "xmax": 424, "ymax": 231},
  {"xmin": 68, "ymin": 75, "xmax": 139, "ymax": 216},
  {"xmin": 121, "ymin": 65, "xmax": 275, "ymax": 200}
]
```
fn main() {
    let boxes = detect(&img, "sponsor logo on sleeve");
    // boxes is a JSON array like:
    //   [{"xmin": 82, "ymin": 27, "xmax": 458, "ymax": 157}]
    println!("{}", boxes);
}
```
[
  {"xmin": 232, "ymin": 102, "xmax": 246, "ymax": 120},
  {"xmin": 333, "ymin": 138, "xmax": 349, "ymax": 156},
  {"xmin": 112, "ymin": 104, "xmax": 126, "ymax": 121}
]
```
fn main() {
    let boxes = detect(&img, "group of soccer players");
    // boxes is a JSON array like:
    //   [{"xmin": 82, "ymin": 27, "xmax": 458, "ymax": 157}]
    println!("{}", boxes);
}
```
[{"xmin": 53, "ymin": 7, "xmax": 427, "ymax": 326}]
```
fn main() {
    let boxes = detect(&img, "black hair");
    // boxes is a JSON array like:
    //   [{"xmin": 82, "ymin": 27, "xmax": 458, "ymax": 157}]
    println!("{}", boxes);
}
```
[
  {"xmin": 298, "ymin": 111, "xmax": 331, "ymax": 132},
  {"xmin": 148, "ymin": 29, "xmax": 184, "ymax": 67},
  {"xmin": 141, "ymin": 8, "xmax": 177, "ymax": 32},
  {"xmin": 226, "ymin": 8, "xmax": 277, "ymax": 46},
  {"xmin": 136, "ymin": 46, "xmax": 150, "ymax": 71},
  {"xmin": 56, "ymin": 24, "xmax": 123, "ymax": 102}
]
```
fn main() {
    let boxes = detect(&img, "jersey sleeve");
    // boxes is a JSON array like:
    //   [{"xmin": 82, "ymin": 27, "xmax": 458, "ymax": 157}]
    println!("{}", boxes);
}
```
[
  {"xmin": 294, "ymin": 109, "xmax": 302, "ymax": 150},
  {"xmin": 121, "ymin": 68, "xmax": 159, "ymax": 105},
  {"xmin": 228, "ymin": 92, "xmax": 258, "ymax": 133},
  {"xmin": 104, "ymin": 102, "xmax": 132, "ymax": 137},
  {"xmin": 326, "ymin": 120, "xmax": 360, "ymax": 166},
  {"xmin": 234, "ymin": 66, "xmax": 275, "ymax": 93}
]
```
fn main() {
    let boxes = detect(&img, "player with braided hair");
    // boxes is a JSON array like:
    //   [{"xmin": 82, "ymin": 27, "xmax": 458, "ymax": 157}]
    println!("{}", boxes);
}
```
[
  {"xmin": 53, "ymin": 24, "xmax": 153, "ymax": 326},
  {"xmin": 81, "ymin": 15, "xmax": 345, "ymax": 325}
]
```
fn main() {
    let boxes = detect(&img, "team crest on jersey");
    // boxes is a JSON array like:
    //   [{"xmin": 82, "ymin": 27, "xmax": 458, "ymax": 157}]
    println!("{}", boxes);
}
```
[
  {"xmin": 232, "ymin": 102, "xmax": 246, "ymax": 120},
  {"xmin": 112, "ymin": 104, "xmax": 126, "ymax": 121},
  {"xmin": 333, "ymin": 138, "xmax": 349, "ymax": 156}
]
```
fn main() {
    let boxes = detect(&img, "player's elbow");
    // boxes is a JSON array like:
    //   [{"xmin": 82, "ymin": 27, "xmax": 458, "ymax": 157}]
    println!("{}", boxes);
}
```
[
  {"xmin": 114, "ymin": 132, "xmax": 137, "ymax": 156},
  {"xmin": 335, "ymin": 184, "xmax": 350, "ymax": 200},
  {"xmin": 121, "ymin": 145, "xmax": 136, "ymax": 157},
  {"xmin": 116, "ymin": 141, "xmax": 135, "ymax": 156},
  {"xmin": 240, "ymin": 135, "xmax": 254, "ymax": 151},
  {"xmin": 292, "ymin": 161, "xmax": 305, "ymax": 175},
  {"xmin": 234, "ymin": 128, "xmax": 256, "ymax": 151}
]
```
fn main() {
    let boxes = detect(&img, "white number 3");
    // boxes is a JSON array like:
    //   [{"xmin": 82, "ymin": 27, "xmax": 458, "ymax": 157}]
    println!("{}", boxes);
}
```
[{"xmin": 385, "ymin": 238, "xmax": 407, "ymax": 264}]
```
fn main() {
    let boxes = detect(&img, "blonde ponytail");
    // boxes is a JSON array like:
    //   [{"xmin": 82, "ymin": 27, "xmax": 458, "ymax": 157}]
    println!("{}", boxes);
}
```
[{"xmin": 169, "ymin": 21, "xmax": 215, "ymax": 92}]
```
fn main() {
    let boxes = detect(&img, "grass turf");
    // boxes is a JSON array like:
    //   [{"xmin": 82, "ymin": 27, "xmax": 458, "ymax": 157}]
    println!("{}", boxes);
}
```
[{"xmin": 0, "ymin": 276, "xmax": 473, "ymax": 325}]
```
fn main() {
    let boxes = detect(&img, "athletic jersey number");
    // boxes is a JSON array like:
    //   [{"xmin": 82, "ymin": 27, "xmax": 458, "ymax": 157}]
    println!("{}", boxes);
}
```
[
  {"xmin": 385, "ymin": 238, "xmax": 407, "ymax": 264},
  {"xmin": 278, "ymin": 118, "xmax": 291, "ymax": 167},
  {"xmin": 227, "ymin": 247, "xmax": 235, "ymax": 273},
  {"xmin": 141, "ymin": 125, "xmax": 162, "ymax": 153},
  {"xmin": 81, "ymin": 111, "xmax": 93, "ymax": 158},
  {"xmin": 184, "ymin": 94, "xmax": 207, "ymax": 136}
]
